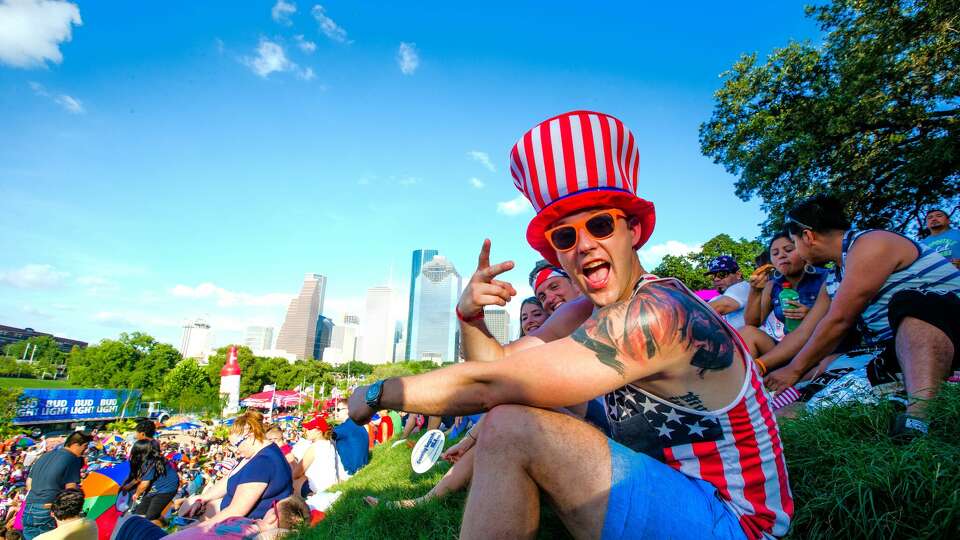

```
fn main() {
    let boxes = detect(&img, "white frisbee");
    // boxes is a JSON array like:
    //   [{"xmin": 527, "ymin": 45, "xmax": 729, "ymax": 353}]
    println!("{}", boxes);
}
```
[{"xmin": 410, "ymin": 429, "xmax": 445, "ymax": 474}]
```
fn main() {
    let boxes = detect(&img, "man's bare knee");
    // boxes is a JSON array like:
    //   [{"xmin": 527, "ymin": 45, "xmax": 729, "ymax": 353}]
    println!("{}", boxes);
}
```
[{"xmin": 478, "ymin": 405, "xmax": 536, "ymax": 447}]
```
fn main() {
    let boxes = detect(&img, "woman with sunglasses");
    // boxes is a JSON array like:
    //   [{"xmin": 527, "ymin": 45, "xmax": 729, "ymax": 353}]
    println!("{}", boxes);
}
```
[{"xmin": 180, "ymin": 412, "xmax": 292, "ymax": 527}]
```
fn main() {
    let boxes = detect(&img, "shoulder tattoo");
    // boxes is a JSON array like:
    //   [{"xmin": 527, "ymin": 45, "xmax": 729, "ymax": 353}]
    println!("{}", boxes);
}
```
[{"xmin": 571, "ymin": 281, "xmax": 736, "ymax": 377}]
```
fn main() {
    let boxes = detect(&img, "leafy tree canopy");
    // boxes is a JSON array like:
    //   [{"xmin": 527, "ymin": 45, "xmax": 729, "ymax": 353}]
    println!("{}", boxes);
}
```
[
  {"xmin": 3, "ymin": 336, "xmax": 66, "ymax": 366},
  {"xmin": 67, "ymin": 332, "xmax": 181, "ymax": 393},
  {"xmin": 700, "ymin": 0, "xmax": 959, "ymax": 235},
  {"xmin": 652, "ymin": 233, "xmax": 764, "ymax": 290}
]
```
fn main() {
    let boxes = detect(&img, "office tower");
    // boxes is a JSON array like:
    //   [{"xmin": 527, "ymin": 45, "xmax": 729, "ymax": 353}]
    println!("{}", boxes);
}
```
[
  {"xmin": 327, "ymin": 314, "xmax": 359, "ymax": 365},
  {"xmin": 392, "ymin": 321, "xmax": 403, "ymax": 362},
  {"xmin": 179, "ymin": 318, "xmax": 212, "ymax": 361},
  {"xmin": 313, "ymin": 316, "xmax": 334, "ymax": 361},
  {"xmin": 276, "ymin": 273, "xmax": 327, "ymax": 360},
  {"xmin": 484, "ymin": 308, "xmax": 510, "ymax": 345},
  {"xmin": 405, "ymin": 249, "xmax": 439, "ymax": 360},
  {"xmin": 409, "ymin": 256, "xmax": 462, "ymax": 363},
  {"xmin": 361, "ymin": 286, "xmax": 395, "ymax": 365},
  {"xmin": 244, "ymin": 326, "xmax": 274, "ymax": 351}
]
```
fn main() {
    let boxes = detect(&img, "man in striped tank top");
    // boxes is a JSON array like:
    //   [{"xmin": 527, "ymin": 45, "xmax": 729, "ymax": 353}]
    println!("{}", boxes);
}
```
[
  {"xmin": 764, "ymin": 195, "xmax": 960, "ymax": 437},
  {"xmin": 348, "ymin": 111, "xmax": 792, "ymax": 539}
]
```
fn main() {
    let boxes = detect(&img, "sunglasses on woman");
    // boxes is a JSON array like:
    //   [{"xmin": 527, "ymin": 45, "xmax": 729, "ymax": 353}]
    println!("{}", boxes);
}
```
[{"xmin": 544, "ymin": 209, "xmax": 626, "ymax": 252}]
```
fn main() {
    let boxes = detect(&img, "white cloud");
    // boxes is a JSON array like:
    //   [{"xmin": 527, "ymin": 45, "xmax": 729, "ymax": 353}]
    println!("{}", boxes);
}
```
[
  {"xmin": 22, "ymin": 304, "xmax": 53, "ymax": 318},
  {"xmin": 638, "ymin": 240, "xmax": 702, "ymax": 268},
  {"xmin": 76, "ymin": 275, "xmax": 115, "ymax": 295},
  {"xmin": 294, "ymin": 34, "xmax": 316, "ymax": 53},
  {"xmin": 93, "ymin": 311, "xmax": 179, "ymax": 330},
  {"xmin": 0, "ymin": 263, "xmax": 69, "ymax": 288},
  {"xmin": 298, "ymin": 66, "xmax": 315, "ymax": 80},
  {"xmin": 467, "ymin": 150, "xmax": 496, "ymax": 172},
  {"xmin": 398, "ymin": 175, "xmax": 418, "ymax": 186},
  {"xmin": 271, "ymin": 0, "xmax": 296, "ymax": 25},
  {"xmin": 0, "ymin": 0, "xmax": 82, "ymax": 68},
  {"xmin": 311, "ymin": 5, "xmax": 350, "ymax": 44},
  {"xmin": 496, "ymin": 195, "xmax": 532, "ymax": 216},
  {"xmin": 469, "ymin": 177, "xmax": 485, "ymax": 189},
  {"xmin": 29, "ymin": 81, "xmax": 84, "ymax": 114},
  {"xmin": 169, "ymin": 282, "xmax": 294, "ymax": 308},
  {"xmin": 244, "ymin": 38, "xmax": 295, "ymax": 78},
  {"xmin": 54, "ymin": 93, "xmax": 82, "ymax": 113},
  {"xmin": 397, "ymin": 42, "xmax": 419, "ymax": 75}
]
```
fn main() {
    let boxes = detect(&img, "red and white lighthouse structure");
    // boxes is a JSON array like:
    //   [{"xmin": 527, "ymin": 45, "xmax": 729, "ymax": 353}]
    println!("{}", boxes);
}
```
[{"xmin": 220, "ymin": 345, "xmax": 242, "ymax": 415}]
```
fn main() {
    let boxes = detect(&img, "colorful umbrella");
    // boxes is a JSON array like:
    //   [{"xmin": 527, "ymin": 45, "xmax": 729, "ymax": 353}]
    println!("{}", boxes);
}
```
[
  {"xmin": 14, "ymin": 437, "xmax": 35, "ymax": 448},
  {"xmin": 163, "ymin": 422, "xmax": 202, "ymax": 431},
  {"xmin": 81, "ymin": 460, "xmax": 130, "ymax": 540}
]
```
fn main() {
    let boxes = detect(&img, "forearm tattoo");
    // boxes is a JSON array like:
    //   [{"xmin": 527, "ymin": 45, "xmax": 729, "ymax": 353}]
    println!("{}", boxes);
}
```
[{"xmin": 571, "ymin": 281, "xmax": 736, "ymax": 377}]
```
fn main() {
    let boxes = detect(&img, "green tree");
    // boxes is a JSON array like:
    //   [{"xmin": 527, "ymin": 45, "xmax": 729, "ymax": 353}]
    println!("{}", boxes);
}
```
[
  {"xmin": 66, "ymin": 332, "xmax": 182, "ymax": 393},
  {"xmin": 205, "ymin": 346, "xmax": 336, "ymax": 400},
  {"xmin": 332, "ymin": 361, "xmax": 374, "ymax": 376},
  {"xmin": 652, "ymin": 234, "xmax": 764, "ymax": 290},
  {"xmin": 700, "ymin": 0, "xmax": 960, "ymax": 235},
  {"xmin": 162, "ymin": 359, "xmax": 219, "ymax": 413},
  {"xmin": 3, "ymin": 336, "xmax": 67, "ymax": 378},
  {"xmin": 0, "ymin": 387, "xmax": 23, "ymax": 438}
]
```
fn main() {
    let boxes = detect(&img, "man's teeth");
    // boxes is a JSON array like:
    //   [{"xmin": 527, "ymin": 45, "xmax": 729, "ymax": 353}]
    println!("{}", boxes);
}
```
[{"xmin": 583, "ymin": 261, "xmax": 606, "ymax": 270}]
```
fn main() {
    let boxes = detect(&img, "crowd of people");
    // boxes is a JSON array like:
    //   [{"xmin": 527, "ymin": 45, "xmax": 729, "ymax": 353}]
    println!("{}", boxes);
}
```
[
  {"xmin": 3, "ymin": 109, "xmax": 957, "ymax": 539},
  {"xmin": 0, "ymin": 403, "xmax": 379, "ymax": 540},
  {"xmin": 342, "ymin": 110, "xmax": 959, "ymax": 539}
]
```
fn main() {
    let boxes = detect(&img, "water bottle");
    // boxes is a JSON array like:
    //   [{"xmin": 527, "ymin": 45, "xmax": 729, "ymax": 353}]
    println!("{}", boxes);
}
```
[{"xmin": 779, "ymin": 283, "xmax": 801, "ymax": 333}]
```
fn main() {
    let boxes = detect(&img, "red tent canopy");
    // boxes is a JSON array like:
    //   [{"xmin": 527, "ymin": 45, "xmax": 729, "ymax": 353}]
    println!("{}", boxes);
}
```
[{"xmin": 240, "ymin": 390, "xmax": 316, "ymax": 409}]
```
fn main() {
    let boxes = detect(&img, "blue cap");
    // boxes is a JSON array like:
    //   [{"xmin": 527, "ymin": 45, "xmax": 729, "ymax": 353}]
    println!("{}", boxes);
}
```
[{"xmin": 705, "ymin": 255, "xmax": 740, "ymax": 275}]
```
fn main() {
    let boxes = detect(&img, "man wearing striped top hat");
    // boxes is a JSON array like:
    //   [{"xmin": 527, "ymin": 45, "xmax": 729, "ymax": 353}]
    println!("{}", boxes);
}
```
[{"xmin": 350, "ymin": 111, "xmax": 792, "ymax": 539}]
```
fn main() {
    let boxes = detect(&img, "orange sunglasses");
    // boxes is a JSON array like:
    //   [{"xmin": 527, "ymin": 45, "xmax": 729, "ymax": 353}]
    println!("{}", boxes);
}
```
[{"xmin": 544, "ymin": 209, "xmax": 627, "ymax": 252}]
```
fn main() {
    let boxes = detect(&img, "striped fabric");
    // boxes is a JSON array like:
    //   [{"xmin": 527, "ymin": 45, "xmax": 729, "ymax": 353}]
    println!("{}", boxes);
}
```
[
  {"xmin": 509, "ymin": 110, "xmax": 639, "ymax": 211},
  {"xmin": 826, "ymin": 230, "xmax": 960, "ymax": 345},
  {"xmin": 770, "ymin": 387, "xmax": 801, "ymax": 411},
  {"xmin": 604, "ymin": 277, "xmax": 793, "ymax": 540}
]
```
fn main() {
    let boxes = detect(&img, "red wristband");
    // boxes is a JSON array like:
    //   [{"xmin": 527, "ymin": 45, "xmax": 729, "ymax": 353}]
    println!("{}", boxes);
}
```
[{"xmin": 456, "ymin": 305, "xmax": 485, "ymax": 323}]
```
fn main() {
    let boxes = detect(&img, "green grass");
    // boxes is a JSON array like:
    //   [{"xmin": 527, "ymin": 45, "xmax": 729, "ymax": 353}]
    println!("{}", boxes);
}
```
[
  {"xmin": 0, "ymin": 377, "xmax": 75, "ymax": 389},
  {"xmin": 295, "ymin": 386, "xmax": 960, "ymax": 539}
]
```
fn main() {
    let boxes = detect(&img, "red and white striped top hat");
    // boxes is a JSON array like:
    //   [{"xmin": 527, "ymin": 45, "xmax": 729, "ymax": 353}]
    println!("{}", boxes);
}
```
[{"xmin": 509, "ymin": 110, "xmax": 656, "ymax": 265}]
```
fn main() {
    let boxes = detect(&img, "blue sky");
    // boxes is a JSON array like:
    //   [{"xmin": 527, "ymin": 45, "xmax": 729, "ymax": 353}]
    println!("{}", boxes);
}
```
[{"xmin": 0, "ymin": 0, "xmax": 821, "ymax": 348}]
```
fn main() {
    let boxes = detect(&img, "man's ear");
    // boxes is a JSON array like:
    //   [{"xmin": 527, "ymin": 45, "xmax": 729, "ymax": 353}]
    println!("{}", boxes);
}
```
[{"xmin": 627, "ymin": 215, "xmax": 642, "ymax": 246}]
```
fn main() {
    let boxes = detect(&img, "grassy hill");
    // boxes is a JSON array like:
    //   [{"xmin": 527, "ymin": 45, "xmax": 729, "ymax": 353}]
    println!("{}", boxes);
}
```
[
  {"xmin": 297, "ymin": 384, "xmax": 960, "ymax": 539},
  {"xmin": 0, "ymin": 377, "xmax": 75, "ymax": 389}
]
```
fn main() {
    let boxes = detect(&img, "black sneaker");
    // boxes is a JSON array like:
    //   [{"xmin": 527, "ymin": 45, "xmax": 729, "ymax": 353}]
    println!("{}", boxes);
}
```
[{"xmin": 890, "ymin": 413, "xmax": 929, "ymax": 441}]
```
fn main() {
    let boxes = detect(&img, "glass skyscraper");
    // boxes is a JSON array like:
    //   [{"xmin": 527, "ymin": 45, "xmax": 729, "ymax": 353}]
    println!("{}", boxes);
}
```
[
  {"xmin": 409, "ymin": 256, "xmax": 462, "ymax": 363},
  {"xmin": 405, "ymin": 248, "xmax": 438, "ymax": 360}
]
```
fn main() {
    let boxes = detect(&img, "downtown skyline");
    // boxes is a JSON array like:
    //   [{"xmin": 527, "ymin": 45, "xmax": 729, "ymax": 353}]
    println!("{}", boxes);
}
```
[{"xmin": 0, "ymin": 1, "xmax": 823, "ymax": 350}]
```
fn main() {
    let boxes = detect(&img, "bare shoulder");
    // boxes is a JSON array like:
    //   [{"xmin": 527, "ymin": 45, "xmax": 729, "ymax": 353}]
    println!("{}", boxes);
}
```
[
  {"xmin": 849, "ymin": 230, "xmax": 918, "ymax": 269},
  {"xmin": 529, "ymin": 295, "xmax": 594, "ymax": 342},
  {"xmin": 571, "ymin": 280, "xmax": 739, "ymax": 377}
]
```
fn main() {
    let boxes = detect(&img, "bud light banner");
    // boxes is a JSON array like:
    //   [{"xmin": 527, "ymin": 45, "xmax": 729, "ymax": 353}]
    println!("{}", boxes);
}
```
[{"xmin": 14, "ymin": 388, "xmax": 142, "ymax": 425}]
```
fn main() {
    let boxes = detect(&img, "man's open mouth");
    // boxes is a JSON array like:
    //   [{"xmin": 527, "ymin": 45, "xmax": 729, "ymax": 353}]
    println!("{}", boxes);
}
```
[{"xmin": 582, "ymin": 260, "xmax": 611, "ymax": 290}]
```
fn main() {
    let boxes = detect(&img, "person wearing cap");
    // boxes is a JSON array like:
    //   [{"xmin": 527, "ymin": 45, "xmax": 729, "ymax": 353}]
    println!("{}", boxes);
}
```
[
  {"xmin": 290, "ymin": 415, "xmax": 346, "ymax": 512},
  {"xmin": 705, "ymin": 255, "xmax": 751, "ymax": 329},
  {"xmin": 349, "ymin": 110, "xmax": 791, "ymax": 539},
  {"xmin": 529, "ymin": 260, "xmax": 582, "ymax": 314}
]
